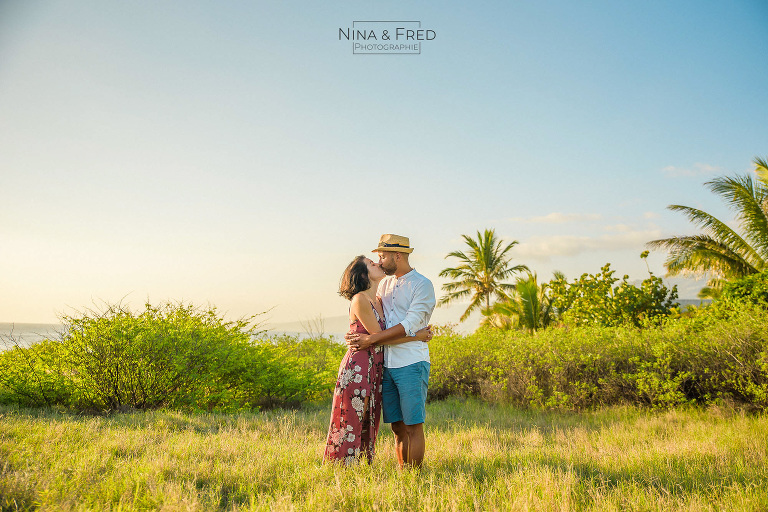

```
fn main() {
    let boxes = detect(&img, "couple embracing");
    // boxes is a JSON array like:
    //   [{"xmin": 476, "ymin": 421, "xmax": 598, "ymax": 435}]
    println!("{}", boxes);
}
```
[{"xmin": 323, "ymin": 234, "xmax": 436, "ymax": 468}]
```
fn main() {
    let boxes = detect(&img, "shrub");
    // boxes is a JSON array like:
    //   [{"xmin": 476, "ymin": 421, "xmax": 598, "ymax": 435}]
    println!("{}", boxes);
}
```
[
  {"xmin": 50, "ymin": 302, "xmax": 264, "ymax": 412},
  {"xmin": 0, "ymin": 339, "xmax": 70, "ymax": 407},
  {"xmin": 719, "ymin": 270, "xmax": 768, "ymax": 309},
  {"xmin": 549, "ymin": 263, "xmax": 679, "ymax": 327},
  {"xmin": 0, "ymin": 302, "xmax": 346, "ymax": 413},
  {"xmin": 429, "ymin": 304, "xmax": 768, "ymax": 410},
  {"xmin": 232, "ymin": 334, "xmax": 345, "ymax": 409}
]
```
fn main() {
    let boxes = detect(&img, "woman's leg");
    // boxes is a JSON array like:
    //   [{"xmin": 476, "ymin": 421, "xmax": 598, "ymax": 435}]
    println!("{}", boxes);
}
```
[{"xmin": 359, "ymin": 395, "xmax": 372, "ymax": 462}]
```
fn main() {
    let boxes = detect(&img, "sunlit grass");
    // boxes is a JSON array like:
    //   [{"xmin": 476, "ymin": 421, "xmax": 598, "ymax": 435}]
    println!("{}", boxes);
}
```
[{"xmin": 1, "ymin": 399, "xmax": 766, "ymax": 511}]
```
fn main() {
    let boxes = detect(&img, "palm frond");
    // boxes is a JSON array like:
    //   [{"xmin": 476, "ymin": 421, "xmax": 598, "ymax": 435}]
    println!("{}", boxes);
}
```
[
  {"xmin": 459, "ymin": 295, "xmax": 484, "ymax": 322},
  {"xmin": 663, "ymin": 204, "xmax": 764, "ymax": 268},
  {"xmin": 754, "ymin": 156, "xmax": 768, "ymax": 189},
  {"xmin": 438, "ymin": 229, "xmax": 528, "ymax": 321},
  {"xmin": 706, "ymin": 174, "xmax": 768, "ymax": 259},
  {"xmin": 649, "ymin": 163, "xmax": 768, "ymax": 285},
  {"xmin": 437, "ymin": 288, "xmax": 472, "ymax": 307},
  {"xmin": 516, "ymin": 277, "xmax": 541, "ymax": 331},
  {"xmin": 647, "ymin": 234, "xmax": 758, "ymax": 279}
]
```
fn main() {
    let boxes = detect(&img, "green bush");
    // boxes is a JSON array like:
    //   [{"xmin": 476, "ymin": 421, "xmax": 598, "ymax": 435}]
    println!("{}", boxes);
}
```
[
  {"xmin": 56, "ymin": 302, "xmax": 267, "ymax": 412},
  {"xmin": 0, "ymin": 302, "xmax": 346, "ymax": 413},
  {"xmin": 429, "ymin": 304, "xmax": 768, "ymax": 410},
  {"xmin": 719, "ymin": 270, "xmax": 768, "ymax": 308},
  {"xmin": 549, "ymin": 263, "xmax": 679, "ymax": 327},
  {"xmin": 0, "ymin": 340, "xmax": 70, "ymax": 407},
  {"xmin": 232, "ymin": 334, "xmax": 345, "ymax": 409},
  {"xmin": 5, "ymin": 296, "xmax": 766, "ymax": 413}
]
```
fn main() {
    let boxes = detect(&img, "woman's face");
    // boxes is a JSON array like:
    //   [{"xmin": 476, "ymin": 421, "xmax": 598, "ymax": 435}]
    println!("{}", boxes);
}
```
[{"xmin": 365, "ymin": 258, "xmax": 385, "ymax": 281}]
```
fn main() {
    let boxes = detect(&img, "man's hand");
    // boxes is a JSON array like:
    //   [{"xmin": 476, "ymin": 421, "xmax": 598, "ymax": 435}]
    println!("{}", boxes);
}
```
[
  {"xmin": 345, "ymin": 332, "xmax": 372, "ymax": 353},
  {"xmin": 416, "ymin": 325, "xmax": 433, "ymax": 343}
]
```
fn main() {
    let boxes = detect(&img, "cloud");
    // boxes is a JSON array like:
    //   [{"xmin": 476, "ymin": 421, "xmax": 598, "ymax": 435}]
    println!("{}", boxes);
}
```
[
  {"xmin": 603, "ymin": 224, "xmax": 633, "ymax": 233},
  {"xmin": 507, "ymin": 212, "xmax": 602, "ymax": 224},
  {"xmin": 662, "ymin": 163, "xmax": 722, "ymax": 178},
  {"xmin": 514, "ymin": 229, "xmax": 662, "ymax": 262},
  {"xmin": 643, "ymin": 211, "xmax": 661, "ymax": 219}
]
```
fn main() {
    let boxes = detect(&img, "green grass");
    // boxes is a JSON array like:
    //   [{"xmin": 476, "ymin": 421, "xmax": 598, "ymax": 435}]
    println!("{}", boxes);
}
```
[{"xmin": 1, "ymin": 399, "xmax": 767, "ymax": 511}]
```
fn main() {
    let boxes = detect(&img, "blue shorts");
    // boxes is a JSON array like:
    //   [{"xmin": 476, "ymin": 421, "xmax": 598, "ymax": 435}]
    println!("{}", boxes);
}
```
[{"xmin": 382, "ymin": 361, "xmax": 430, "ymax": 425}]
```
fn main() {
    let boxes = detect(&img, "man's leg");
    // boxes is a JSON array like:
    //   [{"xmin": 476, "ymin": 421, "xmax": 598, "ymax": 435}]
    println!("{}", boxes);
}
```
[
  {"xmin": 389, "ymin": 361, "xmax": 429, "ymax": 468},
  {"xmin": 391, "ymin": 421, "xmax": 424, "ymax": 467},
  {"xmin": 382, "ymin": 367, "xmax": 406, "ymax": 466},
  {"xmin": 390, "ymin": 420, "xmax": 408, "ymax": 467}
]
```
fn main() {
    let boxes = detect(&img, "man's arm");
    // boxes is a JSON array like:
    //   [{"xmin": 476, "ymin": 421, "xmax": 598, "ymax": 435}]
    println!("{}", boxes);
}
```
[
  {"xmin": 399, "ymin": 278, "xmax": 436, "ymax": 337},
  {"xmin": 347, "ymin": 278, "xmax": 436, "ymax": 350},
  {"xmin": 347, "ymin": 324, "xmax": 432, "ymax": 351},
  {"xmin": 355, "ymin": 323, "xmax": 406, "ymax": 346}
]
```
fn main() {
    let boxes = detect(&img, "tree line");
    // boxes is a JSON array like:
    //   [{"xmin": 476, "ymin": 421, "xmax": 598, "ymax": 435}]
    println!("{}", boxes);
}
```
[{"xmin": 437, "ymin": 156, "xmax": 768, "ymax": 332}]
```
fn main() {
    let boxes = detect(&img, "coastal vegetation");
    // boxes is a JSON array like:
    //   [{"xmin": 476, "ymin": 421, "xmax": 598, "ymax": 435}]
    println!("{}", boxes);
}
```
[
  {"xmin": 546, "ymin": 259, "xmax": 679, "ymax": 329},
  {"xmin": 0, "ymin": 302, "xmax": 343, "ymax": 414},
  {"xmin": 1, "ymin": 271, "xmax": 767, "ymax": 414},
  {"xmin": 430, "ymin": 298, "xmax": 768, "ymax": 410}
]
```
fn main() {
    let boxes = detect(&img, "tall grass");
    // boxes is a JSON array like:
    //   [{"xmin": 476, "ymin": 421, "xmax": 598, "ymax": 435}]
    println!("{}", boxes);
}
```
[{"xmin": 1, "ymin": 399, "xmax": 766, "ymax": 511}]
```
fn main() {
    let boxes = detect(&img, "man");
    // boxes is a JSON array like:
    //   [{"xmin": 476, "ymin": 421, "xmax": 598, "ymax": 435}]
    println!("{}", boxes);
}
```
[{"xmin": 347, "ymin": 233, "xmax": 436, "ymax": 468}]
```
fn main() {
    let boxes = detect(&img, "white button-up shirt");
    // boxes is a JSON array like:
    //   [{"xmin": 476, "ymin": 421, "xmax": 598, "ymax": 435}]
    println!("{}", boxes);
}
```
[{"xmin": 378, "ymin": 269, "xmax": 436, "ymax": 369}]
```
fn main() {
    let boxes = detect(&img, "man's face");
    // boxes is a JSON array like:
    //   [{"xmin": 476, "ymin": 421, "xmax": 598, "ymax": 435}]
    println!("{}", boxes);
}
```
[{"xmin": 377, "ymin": 251, "xmax": 397, "ymax": 275}]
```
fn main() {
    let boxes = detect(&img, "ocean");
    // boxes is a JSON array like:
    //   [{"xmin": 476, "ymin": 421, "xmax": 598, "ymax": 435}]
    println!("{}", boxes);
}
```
[
  {"xmin": 0, "ymin": 321, "xmax": 346, "ymax": 352},
  {"xmin": 0, "ymin": 322, "xmax": 63, "ymax": 350}
]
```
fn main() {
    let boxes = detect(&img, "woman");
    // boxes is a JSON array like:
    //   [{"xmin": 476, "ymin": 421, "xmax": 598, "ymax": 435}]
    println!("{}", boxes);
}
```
[{"xmin": 323, "ymin": 255, "xmax": 432, "ymax": 465}]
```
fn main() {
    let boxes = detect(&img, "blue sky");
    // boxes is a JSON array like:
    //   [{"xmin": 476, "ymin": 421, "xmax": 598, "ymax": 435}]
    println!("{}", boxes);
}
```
[{"xmin": 1, "ymin": 1, "xmax": 767, "ymax": 328}]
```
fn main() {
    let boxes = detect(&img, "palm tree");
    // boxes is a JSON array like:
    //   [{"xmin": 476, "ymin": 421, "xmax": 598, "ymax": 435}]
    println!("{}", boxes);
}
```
[
  {"xmin": 438, "ymin": 229, "xmax": 529, "ymax": 321},
  {"xmin": 483, "ymin": 273, "xmax": 554, "ymax": 333},
  {"xmin": 647, "ymin": 156, "xmax": 768, "ymax": 295}
]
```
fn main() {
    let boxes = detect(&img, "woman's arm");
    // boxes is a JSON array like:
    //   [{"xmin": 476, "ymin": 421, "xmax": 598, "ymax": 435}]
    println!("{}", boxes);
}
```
[
  {"xmin": 349, "ymin": 294, "xmax": 383, "ymax": 336},
  {"xmin": 349, "ymin": 294, "xmax": 432, "ymax": 350}
]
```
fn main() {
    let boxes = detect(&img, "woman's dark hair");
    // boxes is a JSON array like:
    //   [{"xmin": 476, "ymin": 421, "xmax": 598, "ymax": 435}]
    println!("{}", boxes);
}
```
[{"xmin": 339, "ymin": 255, "xmax": 370, "ymax": 300}]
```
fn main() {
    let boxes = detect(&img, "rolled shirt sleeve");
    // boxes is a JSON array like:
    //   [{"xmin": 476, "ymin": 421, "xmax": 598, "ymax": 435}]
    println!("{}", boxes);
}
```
[
  {"xmin": 399, "ymin": 279, "xmax": 436, "ymax": 337},
  {"xmin": 379, "ymin": 269, "xmax": 436, "ymax": 368}
]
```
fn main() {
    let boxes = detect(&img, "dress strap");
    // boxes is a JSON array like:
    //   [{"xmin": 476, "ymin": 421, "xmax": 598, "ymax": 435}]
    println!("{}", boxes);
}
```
[
  {"xmin": 350, "ymin": 295, "xmax": 383, "ymax": 323},
  {"xmin": 370, "ymin": 301, "xmax": 381, "ymax": 322}
]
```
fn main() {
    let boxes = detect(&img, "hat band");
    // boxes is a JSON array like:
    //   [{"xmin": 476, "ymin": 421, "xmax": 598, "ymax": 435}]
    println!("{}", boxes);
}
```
[{"xmin": 379, "ymin": 242, "xmax": 410, "ymax": 249}]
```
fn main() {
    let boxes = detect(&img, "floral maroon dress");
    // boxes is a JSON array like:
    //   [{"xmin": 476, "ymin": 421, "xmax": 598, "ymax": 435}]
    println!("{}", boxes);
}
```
[{"xmin": 323, "ymin": 303, "xmax": 385, "ymax": 465}]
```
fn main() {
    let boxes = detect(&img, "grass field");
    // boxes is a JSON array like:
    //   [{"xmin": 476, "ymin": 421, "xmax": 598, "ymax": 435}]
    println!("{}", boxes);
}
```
[{"xmin": 1, "ymin": 399, "xmax": 767, "ymax": 511}]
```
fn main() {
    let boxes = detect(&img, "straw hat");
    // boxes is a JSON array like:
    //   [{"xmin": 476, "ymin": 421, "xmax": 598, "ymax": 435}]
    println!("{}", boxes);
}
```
[{"xmin": 372, "ymin": 234, "xmax": 414, "ymax": 253}]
